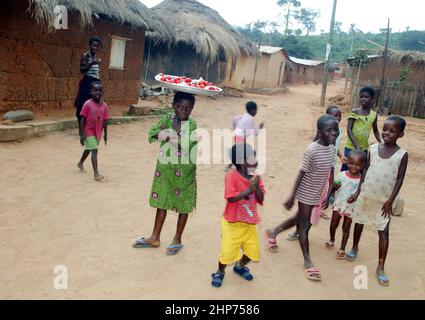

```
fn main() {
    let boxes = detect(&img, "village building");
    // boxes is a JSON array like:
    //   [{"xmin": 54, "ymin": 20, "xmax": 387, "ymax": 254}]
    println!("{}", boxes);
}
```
[
  {"xmin": 143, "ymin": 0, "xmax": 257, "ymax": 87},
  {"xmin": 0, "ymin": 0, "xmax": 169, "ymax": 113},
  {"xmin": 285, "ymin": 57, "xmax": 326, "ymax": 85}
]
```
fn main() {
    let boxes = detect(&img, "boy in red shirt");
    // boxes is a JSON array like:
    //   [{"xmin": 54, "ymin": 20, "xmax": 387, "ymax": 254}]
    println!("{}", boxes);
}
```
[
  {"xmin": 77, "ymin": 81, "xmax": 110, "ymax": 181},
  {"xmin": 211, "ymin": 144, "xmax": 265, "ymax": 288}
]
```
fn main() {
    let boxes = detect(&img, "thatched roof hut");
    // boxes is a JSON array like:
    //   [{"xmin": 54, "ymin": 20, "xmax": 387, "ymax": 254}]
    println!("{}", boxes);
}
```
[
  {"xmin": 28, "ymin": 0, "xmax": 171, "ymax": 40},
  {"xmin": 149, "ymin": 0, "xmax": 258, "ymax": 62},
  {"xmin": 387, "ymin": 50, "xmax": 425, "ymax": 66}
]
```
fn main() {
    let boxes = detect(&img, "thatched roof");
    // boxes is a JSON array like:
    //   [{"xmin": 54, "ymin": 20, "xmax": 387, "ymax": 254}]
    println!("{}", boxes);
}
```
[
  {"xmin": 28, "ymin": 0, "xmax": 171, "ymax": 40},
  {"xmin": 387, "ymin": 51, "xmax": 425, "ymax": 65},
  {"xmin": 149, "ymin": 0, "xmax": 258, "ymax": 62}
]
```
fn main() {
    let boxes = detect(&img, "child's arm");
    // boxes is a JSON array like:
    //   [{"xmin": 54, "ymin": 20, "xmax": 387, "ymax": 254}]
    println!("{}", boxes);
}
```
[
  {"xmin": 253, "ymin": 176, "xmax": 264, "ymax": 203},
  {"xmin": 79, "ymin": 117, "xmax": 86, "ymax": 146},
  {"xmin": 347, "ymin": 153, "xmax": 371, "ymax": 203},
  {"xmin": 373, "ymin": 115, "xmax": 383, "ymax": 143},
  {"xmin": 284, "ymin": 170, "xmax": 305, "ymax": 210},
  {"xmin": 322, "ymin": 167, "xmax": 335, "ymax": 210},
  {"xmin": 103, "ymin": 120, "xmax": 108, "ymax": 145},
  {"xmin": 382, "ymin": 152, "xmax": 408, "ymax": 218},
  {"xmin": 228, "ymin": 180, "xmax": 256, "ymax": 203},
  {"xmin": 347, "ymin": 118, "xmax": 360, "ymax": 150}
]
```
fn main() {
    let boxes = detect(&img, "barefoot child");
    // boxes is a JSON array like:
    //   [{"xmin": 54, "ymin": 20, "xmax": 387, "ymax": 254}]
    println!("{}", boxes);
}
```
[
  {"xmin": 266, "ymin": 115, "xmax": 338, "ymax": 281},
  {"xmin": 342, "ymin": 86, "xmax": 382, "ymax": 171},
  {"xmin": 133, "ymin": 92, "xmax": 197, "ymax": 255},
  {"xmin": 77, "ymin": 81, "xmax": 109, "ymax": 181},
  {"xmin": 326, "ymin": 149, "xmax": 366, "ymax": 259},
  {"xmin": 225, "ymin": 102, "xmax": 264, "ymax": 171},
  {"xmin": 347, "ymin": 116, "xmax": 408, "ymax": 286},
  {"xmin": 212, "ymin": 144, "xmax": 265, "ymax": 288}
]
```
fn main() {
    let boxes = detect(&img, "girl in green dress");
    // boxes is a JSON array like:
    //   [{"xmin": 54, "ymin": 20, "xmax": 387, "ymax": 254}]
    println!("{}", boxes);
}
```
[{"xmin": 133, "ymin": 92, "xmax": 197, "ymax": 255}]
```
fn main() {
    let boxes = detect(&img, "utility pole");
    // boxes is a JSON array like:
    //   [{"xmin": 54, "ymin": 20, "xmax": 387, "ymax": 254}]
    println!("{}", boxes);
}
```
[
  {"xmin": 377, "ymin": 18, "xmax": 390, "ymax": 113},
  {"xmin": 252, "ymin": 35, "xmax": 262, "ymax": 89},
  {"xmin": 345, "ymin": 24, "xmax": 355, "ymax": 90},
  {"xmin": 320, "ymin": 0, "xmax": 338, "ymax": 107}
]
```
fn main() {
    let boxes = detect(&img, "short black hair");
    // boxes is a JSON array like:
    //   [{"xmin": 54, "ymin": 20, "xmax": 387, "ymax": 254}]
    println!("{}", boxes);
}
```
[
  {"xmin": 246, "ymin": 101, "xmax": 258, "ymax": 113},
  {"xmin": 231, "ymin": 144, "xmax": 256, "ymax": 168},
  {"xmin": 89, "ymin": 36, "xmax": 102, "ymax": 46},
  {"xmin": 387, "ymin": 115, "xmax": 407, "ymax": 132},
  {"xmin": 173, "ymin": 91, "xmax": 196, "ymax": 105},
  {"xmin": 348, "ymin": 149, "xmax": 367, "ymax": 163},
  {"xmin": 317, "ymin": 115, "xmax": 338, "ymax": 131},
  {"xmin": 90, "ymin": 81, "xmax": 103, "ymax": 89},
  {"xmin": 326, "ymin": 105, "xmax": 341, "ymax": 115},
  {"xmin": 360, "ymin": 86, "xmax": 375, "ymax": 98}
]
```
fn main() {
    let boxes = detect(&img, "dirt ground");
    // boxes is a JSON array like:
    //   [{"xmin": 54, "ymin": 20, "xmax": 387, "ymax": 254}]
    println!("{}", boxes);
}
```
[{"xmin": 1, "ymin": 80, "xmax": 424, "ymax": 300}]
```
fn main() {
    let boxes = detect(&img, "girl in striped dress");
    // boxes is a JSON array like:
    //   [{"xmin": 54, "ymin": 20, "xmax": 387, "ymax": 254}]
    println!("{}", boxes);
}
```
[{"xmin": 265, "ymin": 115, "xmax": 338, "ymax": 281}]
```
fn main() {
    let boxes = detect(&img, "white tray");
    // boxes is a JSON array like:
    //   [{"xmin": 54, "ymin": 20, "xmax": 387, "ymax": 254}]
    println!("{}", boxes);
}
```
[{"xmin": 155, "ymin": 75, "xmax": 223, "ymax": 97}]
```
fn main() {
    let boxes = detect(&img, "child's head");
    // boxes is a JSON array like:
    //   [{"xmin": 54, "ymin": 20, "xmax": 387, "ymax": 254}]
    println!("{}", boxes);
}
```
[
  {"xmin": 246, "ymin": 101, "xmax": 258, "ymax": 117},
  {"xmin": 382, "ymin": 115, "xmax": 406, "ymax": 144},
  {"xmin": 89, "ymin": 36, "xmax": 102, "ymax": 53},
  {"xmin": 90, "ymin": 81, "xmax": 104, "ymax": 102},
  {"xmin": 359, "ymin": 87, "xmax": 375, "ymax": 108},
  {"xmin": 172, "ymin": 91, "xmax": 196, "ymax": 121},
  {"xmin": 347, "ymin": 149, "xmax": 366, "ymax": 175},
  {"xmin": 317, "ymin": 115, "xmax": 339, "ymax": 146},
  {"xmin": 231, "ymin": 144, "xmax": 258, "ymax": 174},
  {"xmin": 326, "ymin": 106, "xmax": 342, "ymax": 123}
]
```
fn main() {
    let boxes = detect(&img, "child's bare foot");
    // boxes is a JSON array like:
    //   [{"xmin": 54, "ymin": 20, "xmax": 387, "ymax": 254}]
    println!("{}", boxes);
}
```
[
  {"xmin": 77, "ymin": 163, "xmax": 86, "ymax": 173},
  {"xmin": 325, "ymin": 240, "xmax": 335, "ymax": 248},
  {"xmin": 166, "ymin": 242, "xmax": 184, "ymax": 255},
  {"xmin": 94, "ymin": 174, "xmax": 106, "ymax": 182},
  {"xmin": 132, "ymin": 237, "xmax": 160, "ymax": 248},
  {"xmin": 265, "ymin": 229, "xmax": 279, "ymax": 253},
  {"xmin": 320, "ymin": 212, "xmax": 330, "ymax": 220}
]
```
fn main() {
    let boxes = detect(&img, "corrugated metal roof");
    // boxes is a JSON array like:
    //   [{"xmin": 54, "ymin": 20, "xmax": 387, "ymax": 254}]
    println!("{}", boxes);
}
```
[
  {"xmin": 289, "ymin": 56, "xmax": 324, "ymax": 67},
  {"xmin": 260, "ymin": 46, "xmax": 285, "ymax": 55}
]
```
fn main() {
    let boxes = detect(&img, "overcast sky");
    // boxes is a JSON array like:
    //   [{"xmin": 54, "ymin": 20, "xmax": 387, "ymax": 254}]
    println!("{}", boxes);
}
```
[{"xmin": 140, "ymin": 0, "xmax": 425, "ymax": 33}]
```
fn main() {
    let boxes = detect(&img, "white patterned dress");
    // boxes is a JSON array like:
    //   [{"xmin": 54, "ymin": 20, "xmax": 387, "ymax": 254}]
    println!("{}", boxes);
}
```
[
  {"xmin": 352, "ymin": 144, "xmax": 407, "ymax": 231},
  {"xmin": 333, "ymin": 171, "xmax": 361, "ymax": 218}
]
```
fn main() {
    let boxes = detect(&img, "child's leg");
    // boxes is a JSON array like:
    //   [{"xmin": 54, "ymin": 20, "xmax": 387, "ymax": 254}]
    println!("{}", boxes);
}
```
[
  {"xmin": 166, "ymin": 214, "xmax": 189, "ymax": 255},
  {"xmin": 351, "ymin": 223, "xmax": 364, "ymax": 253},
  {"xmin": 297, "ymin": 202, "xmax": 315, "ymax": 270},
  {"xmin": 91, "ymin": 149, "xmax": 101, "ymax": 178},
  {"xmin": 266, "ymin": 212, "xmax": 298, "ymax": 240},
  {"xmin": 340, "ymin": 216, "xmax": 352, "ymax": 251},
  {"xmin": 78, "ymin": 150, "xmax": 90, "ymax": 171},
  {"xmin": 327, "ymin": 211, "xmax": 342, "ymax": 247},
  {"xmin": 377, "ymin": 223, "xmax": 390, "ymax": 277}
]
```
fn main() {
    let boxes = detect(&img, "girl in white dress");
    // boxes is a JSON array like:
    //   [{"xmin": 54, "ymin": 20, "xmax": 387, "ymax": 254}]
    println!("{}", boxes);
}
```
[{"xmin": 347, "ymin": 116, "xmax": 409, "ymax": 287}]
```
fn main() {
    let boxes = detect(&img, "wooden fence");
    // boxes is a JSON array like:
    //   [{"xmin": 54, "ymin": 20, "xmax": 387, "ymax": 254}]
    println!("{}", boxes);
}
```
[{"xmin": 350, "ymin": 81, "xmax": 425, "ymax": 119}]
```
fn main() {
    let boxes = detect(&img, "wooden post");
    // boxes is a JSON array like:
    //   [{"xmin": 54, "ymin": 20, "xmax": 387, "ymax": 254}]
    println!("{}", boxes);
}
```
[
  {"xmin": 377, "ymin": 18, "xmax": 390, "ymax": 113},
  {"xmin": 345, "ymin": 26, "xmax": 355, "ymax": 90},
  {"xmin": 320, "ymin": 0, "xmax": 338, "ymax": 107}
]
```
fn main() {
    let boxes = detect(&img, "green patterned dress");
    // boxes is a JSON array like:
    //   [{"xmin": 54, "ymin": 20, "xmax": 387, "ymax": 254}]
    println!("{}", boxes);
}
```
[{"xmin": 149, "ymin": 114, "xmax": 197, "ymax": 214}]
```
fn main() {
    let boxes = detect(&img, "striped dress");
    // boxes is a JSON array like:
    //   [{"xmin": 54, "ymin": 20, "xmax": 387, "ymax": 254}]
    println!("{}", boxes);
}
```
[{"xmin": 295, "ymin": 142, "xmax": 335, "ymax": 206}]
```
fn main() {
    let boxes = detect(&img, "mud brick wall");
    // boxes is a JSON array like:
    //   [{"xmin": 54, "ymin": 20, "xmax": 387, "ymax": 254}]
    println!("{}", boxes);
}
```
[{"xmin": 0, "ymin": 0, "xmax": 145, "ymax": 113}]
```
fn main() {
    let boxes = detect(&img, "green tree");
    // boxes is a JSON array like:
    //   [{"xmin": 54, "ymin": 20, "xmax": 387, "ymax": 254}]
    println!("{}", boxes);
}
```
[
  {"xmin": 295, "ymin": 8, "xmax": 320, "ymax": 35},
  {"xmin": 277, "ymin": 0, "xmax": 301, "ymax": 36}
]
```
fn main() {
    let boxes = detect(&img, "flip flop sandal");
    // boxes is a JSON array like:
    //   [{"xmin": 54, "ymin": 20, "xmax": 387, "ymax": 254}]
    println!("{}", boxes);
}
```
[
  {"xmin": 345, "ymin": 250, "xmax": 358, "ymax": 262},
  {"xmin": 233, "ymin": 265, "xmax": 254, "ymax": 281},
  {"xmin": 132, "ymin": 237, "xmax": 160, "ymax": 248},
  {"xmin": 211, "ymin": 272, "xmax": 225, "ymax": 288},
  {"xmin": 264, "ymin": 232, "xmax": 279, "ymax": 253},
  {"xmin": 325, "ymin": 241, "xmax": 335, "ymax": 248},
  {"xmin": 336, "ymin": 250, "xmax": 346, "ymax": 260},
  {"xmin": 94, "ymin": 175, "xmax": 106, "ymax": 182},
  {"xmin": 376, "ymin": 274, "xmax": 390, "ymax": 287},
  {"xmin": 287, "ymin": 233, "xmax": 300, "ymax": 241},
  {"xmin": 166, "ymin": 244, "xmax": 184, "ymax": 255},
  {"xmin": 305, "ymin": 267, "xmax": 322, "ymax": 281}
]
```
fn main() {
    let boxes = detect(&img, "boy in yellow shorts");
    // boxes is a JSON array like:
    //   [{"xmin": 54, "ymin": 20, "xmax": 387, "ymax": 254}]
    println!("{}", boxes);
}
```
[
  {"xmin": 211, "ymin": 144, "xmax": 265, "ymax": 288},
  {"xmin": 77, "ymin": 81, "xmax": 110, "ymax": 181}
]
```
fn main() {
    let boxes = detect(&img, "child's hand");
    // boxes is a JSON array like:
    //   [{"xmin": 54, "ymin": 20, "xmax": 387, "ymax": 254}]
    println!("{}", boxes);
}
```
[
  {"xmin": 341, "ymin": 156, "xmax": 348, "ymax": 164},
  {"xmin": 249, "ymin": 178, "xmax": 257, "ymax": 192},
  {"xmin": 80, "ymin": 136, "xmax": 85, "ymax": 146},
  {"xmin": 283, "ymin": 196, "xmax": 295, "ymax": 210},
  {"xmin": 259, "ymin": 121, "xmax": 265, "ymax": 129},
  {"xmin": 322, "ymin": 200, "xmax": 330, "ymax": 210},
  {"xmin": 347, "ymin": 192, "xmax": 359, "ymax": 204},
  {"xmin": 334, "ymin": 180, "xmax": 342, "ymax": 191},
  {"xmin": 382, "ymin": 200, "xmax": 393, "ymax": 218}
]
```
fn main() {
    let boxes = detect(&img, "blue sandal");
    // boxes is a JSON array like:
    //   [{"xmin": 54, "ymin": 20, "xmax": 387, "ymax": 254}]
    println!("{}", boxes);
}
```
[
  {"xmin": 345, "ymin": 250, "xmax": 358, "ymax": 262},
  {"xmin": 233, "ymin": 265, "xmax": 254, "ymax": 281},
  {"xmin": 376, "ymin": 273, "xmax": 390, "ymax": 287},
  {"xmin": 211, "ymin": 272, "xmax": 225, "ymax": 288}
]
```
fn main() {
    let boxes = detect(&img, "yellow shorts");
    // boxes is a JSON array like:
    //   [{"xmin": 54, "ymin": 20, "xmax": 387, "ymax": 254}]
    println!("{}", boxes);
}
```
[{"xmin": 219, "ymin": 218, "xmax": 260, "ymax": 265}]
